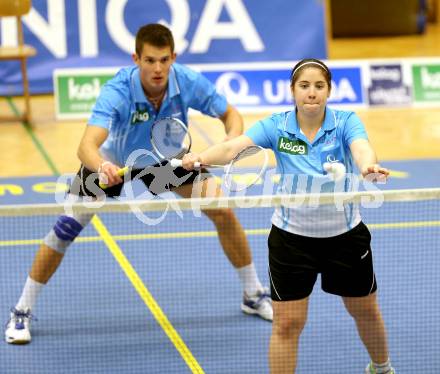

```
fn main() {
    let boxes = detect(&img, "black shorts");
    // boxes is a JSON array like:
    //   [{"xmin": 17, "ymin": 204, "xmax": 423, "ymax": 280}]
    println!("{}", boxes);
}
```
[
  {"xmin": 268, "ymin": 222, "xmax": 377, "ymax": 301},
  {"xmin": 68, "ymin": 161, "xmax": 210, "ymax": 198}
]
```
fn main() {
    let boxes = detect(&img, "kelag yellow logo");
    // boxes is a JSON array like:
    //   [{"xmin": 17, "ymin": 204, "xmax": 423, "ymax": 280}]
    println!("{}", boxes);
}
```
[{"xmin": 277, "ymin": 137, "xmax": 308, "ymax": 155}]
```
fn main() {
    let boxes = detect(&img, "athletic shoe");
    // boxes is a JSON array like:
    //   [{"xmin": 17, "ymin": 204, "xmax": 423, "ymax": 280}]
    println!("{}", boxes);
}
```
[
  {"xmin": 5, "ymin": 308, "xmax": 34, "ymax": 344},
  {"xmin": 241, "ymin": 288, "xmax": 273, "ymax": 321},
  {"xmin": 365, "ymin": 362, "xmax": 395, "ymax": 374}
]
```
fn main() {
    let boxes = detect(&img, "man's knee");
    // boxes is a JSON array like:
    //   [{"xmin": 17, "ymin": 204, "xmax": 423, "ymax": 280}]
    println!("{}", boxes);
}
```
[
  {"xmin": 43, "ymin": 213, "xmax": 93, "ymax": 254},
  {"xmin": 203, "ymin": 208, "xmax": 236, "ymax": 225}
]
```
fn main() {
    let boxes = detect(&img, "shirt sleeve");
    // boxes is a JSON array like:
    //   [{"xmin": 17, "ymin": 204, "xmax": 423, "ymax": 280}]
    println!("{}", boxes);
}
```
[
  {"xmin": 187, "ymin": 72, "xmax": 228, "ymax": 118},
  {"xmin": 342, "ymin": 112, "xmax": 368, "ymax": 146},
  {"xmin": 88, "ymin": 83, "xmax": 124, "ymax": 129},
  {"xmin": 245, "ymin": 115, "xmax": 277, "ymax": 149}
]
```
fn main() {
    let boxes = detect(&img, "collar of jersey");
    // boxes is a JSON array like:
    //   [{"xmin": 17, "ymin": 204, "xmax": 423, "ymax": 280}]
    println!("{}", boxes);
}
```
[{"xmin": 284, "ymin": 106, "xmax": 336, "ymax": 136}]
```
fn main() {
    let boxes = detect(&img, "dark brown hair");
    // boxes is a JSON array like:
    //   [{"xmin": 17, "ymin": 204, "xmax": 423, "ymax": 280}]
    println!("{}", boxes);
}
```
[
  {"xmin": 290, "ymin": 58, "xmax": 332, "ymax": 89},
  {"xmin": 135, "ymin": 24, "xmax": 175, "ymax": 56}
]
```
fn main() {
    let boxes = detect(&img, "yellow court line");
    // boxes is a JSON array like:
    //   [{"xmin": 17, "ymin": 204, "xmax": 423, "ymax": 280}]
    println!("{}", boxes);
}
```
[
  {"xmin": 0, "ymin": 239, "xmax": 43, "ymax": 247},
  {"xmin": 369, "ymin": 221, "xmax": 440, "ymax": 229},
  {"xmin": 90, "ymin": 215, "xmax": 205, "ymax": 374},
  {"xmin": 0, "ymin": 231, "xmax": 219, "ymax": 247},
  {"xmin": 1, "ymin": 221, "xmax": 439, "ymax": 248}
]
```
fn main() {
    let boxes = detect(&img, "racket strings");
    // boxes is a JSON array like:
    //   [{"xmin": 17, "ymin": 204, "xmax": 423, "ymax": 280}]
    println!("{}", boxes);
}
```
[
  {"xmin": 225, "ymin": 146, "xmax": 268, "ymax": 192},
  {"xmin": 236, "ymin": 145, "xmax": 265, "ymax": 159},
  {"xmin": 228, "ymin": 146, "xmax": 267, "ymax": 173},
  {"xmin": 151, "ymin": 119, "xmax": 191, "ymax": 159},
  {"xmin": 172, "ymin": 145, "xmax": 190, "ymax": 160}
]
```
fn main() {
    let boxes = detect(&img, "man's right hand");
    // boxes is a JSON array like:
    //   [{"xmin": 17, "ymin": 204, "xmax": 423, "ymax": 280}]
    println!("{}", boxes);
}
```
[{"xmin": 98, "ymin": 161, "xmax": 124, "ymax": 187}]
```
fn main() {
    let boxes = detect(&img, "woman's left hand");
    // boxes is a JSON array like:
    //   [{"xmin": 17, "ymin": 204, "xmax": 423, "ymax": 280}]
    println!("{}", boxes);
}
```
[{"xmin": 362, "ymin": 164, "xmax": 390, "ymax": 183}]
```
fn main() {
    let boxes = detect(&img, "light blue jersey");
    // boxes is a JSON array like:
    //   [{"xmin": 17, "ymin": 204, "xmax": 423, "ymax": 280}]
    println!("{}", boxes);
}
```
[
  {"xmin": 88, "ymin": 63, "xmax": 227, "ymax": 168},
  {"xmin": 246, "ymin": 107, "xmax": 368, "ymax": 237}
]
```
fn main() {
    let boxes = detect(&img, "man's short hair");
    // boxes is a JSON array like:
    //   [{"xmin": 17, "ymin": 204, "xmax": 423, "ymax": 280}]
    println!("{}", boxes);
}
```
[{"xmin": 135, "ymin": 24, "xmax": 175, "ymax": 56}]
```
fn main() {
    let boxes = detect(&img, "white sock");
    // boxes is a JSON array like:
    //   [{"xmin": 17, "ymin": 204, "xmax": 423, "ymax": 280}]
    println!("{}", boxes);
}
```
[
  {"xmin": 372, "ymin": 358, "xmax": 393, "ymax": 373},
  {"xmin": 16, "ymin": 276, "xmax": 44, "ymax": 311},
  {"xmin": 236, "ymin": 263, "xmax": 263, "ymax": 296}
]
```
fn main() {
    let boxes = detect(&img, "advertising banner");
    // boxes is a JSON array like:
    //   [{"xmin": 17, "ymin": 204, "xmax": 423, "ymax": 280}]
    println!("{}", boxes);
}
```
[
  {"xmin": 54, "ymin": 62, "xmax": 369, "ymax": 119},
  {"xmin": 54, "ymin": 68, "xmax": 117, "ymax": 119},
  {"xmin": 367, "ymin": 64, "xmax": 412, "ymax": 106},
  {"xmin": 412, "ymin": 64, "xmax": 440, "ymax": 102},
  {"xmin": 0, "ymin": 0, "xmax": 327, "ymax": 95}
]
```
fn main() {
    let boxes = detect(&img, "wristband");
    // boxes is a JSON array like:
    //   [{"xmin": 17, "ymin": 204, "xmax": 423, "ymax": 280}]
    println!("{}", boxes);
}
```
[{"xmin": 97, "ymin": 161, "xmax": 111, "ymax": 173}]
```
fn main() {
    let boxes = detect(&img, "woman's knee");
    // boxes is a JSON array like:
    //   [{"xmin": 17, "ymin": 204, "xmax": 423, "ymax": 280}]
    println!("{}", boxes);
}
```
[
  {"xmin": 273, "ymin": 313, "xmax": 307, "ymax": 339},
  {"xmin": 344, "ymin": 295, "xmax": 382, "ymax": 321}
]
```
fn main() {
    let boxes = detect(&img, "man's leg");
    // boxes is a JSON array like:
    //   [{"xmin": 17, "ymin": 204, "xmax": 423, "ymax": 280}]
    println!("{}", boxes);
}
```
[
  {"xmin": 173, "ymin": 177, "xmax": 272, "ymax": 321},
  {"xmin": 269, "ymin": 298, "xmax": 309, "ymax": 373},
  {"xmin": 174, "ymin": 178, "xmax": 251, "ymax": 267},
  {"xmin": 11, "ymin": 243, "xmax": 65, "ymax": 317},
  {"xmin": 29, "ymin": 244, "xmax": 64, "ymax": 284},
  {"xmin": 5, "ymin": 212, "xmax": 93, "ymax": 344}
]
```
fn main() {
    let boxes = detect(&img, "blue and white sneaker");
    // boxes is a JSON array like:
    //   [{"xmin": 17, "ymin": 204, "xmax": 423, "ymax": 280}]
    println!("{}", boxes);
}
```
[
  {"xmin": 241, "ymin": 288, "xmax": 273, "ymax": 321},
  {"xmin": 365, "ymin": 362, "xmax": 395, "ymax": 374},
  {"xmin": 5, "ymin": 308, "xmax": 34, "ymax": 344}
]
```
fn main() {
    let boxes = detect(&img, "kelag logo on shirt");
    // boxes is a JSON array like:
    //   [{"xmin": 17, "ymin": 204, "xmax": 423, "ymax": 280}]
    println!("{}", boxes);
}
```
[
  {"xmin": 277, "ymin": 137, "xmax": 308, "ymax": 155},
  {"xmin": 131, "ymin": 110, "xmax": 149, "ymax": 124}
]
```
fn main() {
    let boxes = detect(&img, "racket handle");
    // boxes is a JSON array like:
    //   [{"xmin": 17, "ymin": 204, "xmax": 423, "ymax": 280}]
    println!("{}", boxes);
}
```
[
  {"xmin": 170, "ymin": 159, "xmax": 183, "ymax": 168},
  {"xmin": 99, "ymin": 166, "xmax": 129, "ymax": 189},
  {"xmin": 117, "ymin": 166, "xmax": 129, "ymax": 176},
  {"xmin": 170, "ymin": 158, "xmax": 201, "ymax": 169}
]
